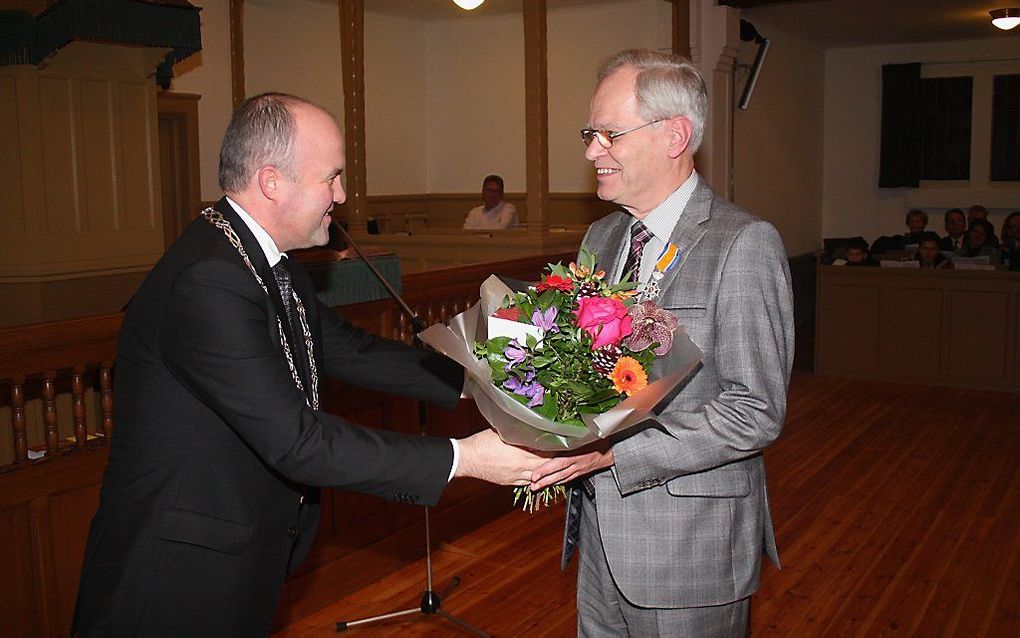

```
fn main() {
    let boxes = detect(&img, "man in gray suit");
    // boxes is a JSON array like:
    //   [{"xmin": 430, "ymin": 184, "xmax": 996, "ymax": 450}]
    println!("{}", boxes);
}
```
[{"xmin": 531, "ymin": 50, "xmax": 794, "ymax": 636}]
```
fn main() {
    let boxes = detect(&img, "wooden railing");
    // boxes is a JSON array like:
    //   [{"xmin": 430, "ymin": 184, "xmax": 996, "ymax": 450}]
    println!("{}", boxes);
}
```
[{"xmin": 0, "ymin": 251, "xmax": 571, "ymax": 637}]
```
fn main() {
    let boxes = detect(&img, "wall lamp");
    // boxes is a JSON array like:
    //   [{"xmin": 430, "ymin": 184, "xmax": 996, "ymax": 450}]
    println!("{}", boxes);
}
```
[
  {"xmin": 453, "ymin": 0, "xmax": 485, "ymax": 10},
  {"xmin": 990, "ymin": 8, "xmax": 1020, "ymax": 30}
]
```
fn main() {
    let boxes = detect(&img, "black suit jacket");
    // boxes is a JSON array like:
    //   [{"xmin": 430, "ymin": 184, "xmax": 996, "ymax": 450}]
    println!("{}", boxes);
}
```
[{"xmin": 74, "ymin": 199, "xmax": 463, "ymax": 636}]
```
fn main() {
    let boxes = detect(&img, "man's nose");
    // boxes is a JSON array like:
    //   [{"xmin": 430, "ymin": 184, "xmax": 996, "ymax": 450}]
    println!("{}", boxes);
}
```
[
  {"xmin": 332, "ymin": 180, "xmax": 347, "ymax": 205},
  {"xmin": 584, "ymin": 138, "xmax": 605, "ymax": 162}
]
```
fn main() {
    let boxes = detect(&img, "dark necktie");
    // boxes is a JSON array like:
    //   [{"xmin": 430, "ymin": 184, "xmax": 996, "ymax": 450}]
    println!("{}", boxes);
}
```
[
  {"xmin": 621, "ymin": 220, "xmax": 653, "ymax": 283},
  {"xmin": 561, "ymin": 486, "xmax": 583, "ymax": 569},
  {"xmin": 272, "ymin": 260, "xmax": 294, "ymax": 327}
]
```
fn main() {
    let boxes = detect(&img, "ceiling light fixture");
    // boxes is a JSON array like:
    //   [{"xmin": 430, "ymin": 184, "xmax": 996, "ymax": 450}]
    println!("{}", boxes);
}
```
[
  {"xmin": 453, "ymin": 0, "xmax": 485, "ymax": 10},
  {"xmin": 990, "ymin": 8, "xmax": 1020, "ymax": 30}
]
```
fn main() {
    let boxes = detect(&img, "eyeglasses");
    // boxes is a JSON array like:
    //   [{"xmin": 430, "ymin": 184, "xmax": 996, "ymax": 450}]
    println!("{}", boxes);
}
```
[{"xmin": 580, "ymin": 119, "xmax": 664, "ymax": 148}]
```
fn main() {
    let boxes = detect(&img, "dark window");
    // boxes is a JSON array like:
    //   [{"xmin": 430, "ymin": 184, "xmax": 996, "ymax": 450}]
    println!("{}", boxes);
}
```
[
  {"xmin": 920, "ymin": 77, "xmax": 972, "ymax": 180},
  {"xmin": 991, "ymin": 74, "xmax": 1020, "ymax": 182}
]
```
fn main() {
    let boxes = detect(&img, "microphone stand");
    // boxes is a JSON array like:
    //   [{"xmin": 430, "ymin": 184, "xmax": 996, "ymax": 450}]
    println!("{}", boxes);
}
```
[{"xmin": 330, "ymin": 221, "xmax": 491, "ymax": 637}]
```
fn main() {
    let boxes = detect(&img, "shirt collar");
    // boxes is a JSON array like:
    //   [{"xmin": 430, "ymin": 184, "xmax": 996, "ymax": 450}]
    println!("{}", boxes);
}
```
[
  {"xmin": 224, "ymin": 196, "xmax": 286, "ymax": 266},
  {"xmin": 638, "ymin": 170, "xmax": 699, "ymax": 242}
]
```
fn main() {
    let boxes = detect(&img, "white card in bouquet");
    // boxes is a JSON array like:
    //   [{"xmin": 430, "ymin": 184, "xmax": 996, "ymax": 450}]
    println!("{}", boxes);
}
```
[{"xmin": 487, "ymin": 315, "xmax": 544, "ymax": 346}]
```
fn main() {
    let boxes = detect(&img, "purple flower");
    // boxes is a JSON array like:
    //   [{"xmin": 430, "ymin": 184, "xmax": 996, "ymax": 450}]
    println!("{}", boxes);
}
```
[
  {"xmin": 531, "ymin": 306, "xmax": 559, "ymax": 333},
  {"xmin": 526, "ymin": 383, "xmax": 545, "ymax": 408},
  {"xmin": 502, "ymin": 370, "xmax": 545, "ymax": 408},
  {"xmin": 504, "ymin": 341, "xmax": 528, "ymax": 366}
]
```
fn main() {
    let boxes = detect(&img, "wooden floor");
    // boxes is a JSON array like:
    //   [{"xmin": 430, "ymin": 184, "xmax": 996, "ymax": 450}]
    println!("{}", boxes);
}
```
[{"xmin": 276, "ymin": 373, "xmax": 1020, "ymax": 637}]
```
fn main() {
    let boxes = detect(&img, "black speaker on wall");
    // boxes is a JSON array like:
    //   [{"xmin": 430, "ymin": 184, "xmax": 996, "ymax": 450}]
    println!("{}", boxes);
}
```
[{"xmin": 738, "ymin": 19, "xmax": 770, "ymax": 111}]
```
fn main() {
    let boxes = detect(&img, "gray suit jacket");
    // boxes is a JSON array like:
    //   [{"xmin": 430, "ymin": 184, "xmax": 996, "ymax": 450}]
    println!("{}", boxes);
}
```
[{"xmin": 570, "ymin": 176, "xmax": 794, "ymax": 609}]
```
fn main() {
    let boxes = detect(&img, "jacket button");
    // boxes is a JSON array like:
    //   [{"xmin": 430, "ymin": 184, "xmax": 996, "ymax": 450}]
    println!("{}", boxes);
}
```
[{"xmin": 287, "ymin": 527, "xmax": 297, "ymax": 538}]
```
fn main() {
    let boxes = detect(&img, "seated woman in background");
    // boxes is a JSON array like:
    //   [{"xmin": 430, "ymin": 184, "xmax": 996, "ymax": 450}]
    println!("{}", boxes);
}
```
[
  {"xmin": 1001, "ymin": 212, "xmax": 1020, "ymax": 271},
  {"xmin": 915, "ymin": 232, "xmax": 951, "ymax": 269},
  {"xmin": 955, "ymin": 219, "xmax": 1002, "ymax": 265},
  {"xmin": 902, "ymin": 208, "xmax": 929, "ymax": 248}
]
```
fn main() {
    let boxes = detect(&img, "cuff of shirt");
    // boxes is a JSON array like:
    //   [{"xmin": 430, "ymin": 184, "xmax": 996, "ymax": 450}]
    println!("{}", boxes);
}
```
[{"xmin": 448, "ymin": 438, "xmax": 460, "ymax": 482}]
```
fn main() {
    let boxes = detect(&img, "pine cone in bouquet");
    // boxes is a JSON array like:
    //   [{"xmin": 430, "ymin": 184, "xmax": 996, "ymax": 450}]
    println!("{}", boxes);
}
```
[{"xmin": 591, "ymin": 344, "xmax": 623, "ymax": 376}]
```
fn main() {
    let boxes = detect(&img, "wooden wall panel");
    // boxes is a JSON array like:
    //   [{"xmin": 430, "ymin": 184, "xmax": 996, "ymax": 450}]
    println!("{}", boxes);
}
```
[
  {"xmin": 0, "ymin": 76, "xmax": 25, "ymax": 234},
  {"xmin": 80, "ymin": 79, "xmax": 116, "ymax": 232},
  {"xmin": 816, "ymin": 266, "xmax": 1019, "ymax": 391},
  {"xmin": 817, "ymin": 283, "xmax": 880, "ymax": 371},
  {"xmin": 946, "ymin": 290, "xmax": 1011, "ymax": 384},
  {"xmin": 880, "ymin": 286, "xmax": 942, "ymax": 376},
  {"xmin": 39, "ymin": 77, "xmax": 77, "ymax": 233},
  {"xmin": 0, "ymin": 505, "xmax": 38, "ymax": 634},
  {"xmin": 118, "ymin": 81, "xmax": 158, "ymax": 232}
]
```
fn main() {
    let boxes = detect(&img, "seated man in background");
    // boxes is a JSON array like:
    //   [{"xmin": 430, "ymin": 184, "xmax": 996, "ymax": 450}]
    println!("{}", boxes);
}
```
[
  {"xmin": 939, "ymin": 208, "xmax": 966, "ymax": 252},
  {"xmin": 463, "ymin": 174, "xmax": 518, "ymax": 230},
  {"xmin": 999, "ymin": 211, "xmax": 1020, "ymax": 271},
  {"xmin": 915, "ymin": 232, "xmax": 951, "ymax": 269}
]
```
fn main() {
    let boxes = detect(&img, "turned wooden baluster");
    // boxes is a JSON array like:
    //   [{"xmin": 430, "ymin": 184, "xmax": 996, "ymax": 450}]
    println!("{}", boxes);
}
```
[
  {"xmin": 72, "ymin": 365, "xmax": 88, "ymax": 448},
  {"xmin": 11, "ymin": 377, "xmax": 28, "ymax": 463},
  {"xmin": 43, "ymin": 371, "xmax": 59, "ymax": 453},
  {"xmin": 99, "ymin": 362, "xmax": 114, "ymax": 436}
]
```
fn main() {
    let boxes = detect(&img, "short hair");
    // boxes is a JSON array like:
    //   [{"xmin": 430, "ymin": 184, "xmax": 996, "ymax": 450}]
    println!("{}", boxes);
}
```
[
  {"xmin": 905, "ymin": 209, "xmax": 928, "ymax": 226},
  {"xmin": 944, "ymin": 208, "xmax": 964, "ymax": 223},
  {"xmin": 482, "ymin": 174, "xmax": 504, "ymax": 191},
  {"xmin": 597, "ymin": 49, "xmax": 708, "ymax": 153},
  {"xmin": 968, "ymin": 204, "xmax": 989, "ymax": 216},
  {"xmin": 847, "ymin": 238, "xmax": 869, "ymax": 252},
  {"xmin": 218, "ymin": 93, "xmax": 312, "ymax": 193},
  {"xmin": 968, "ymin": 218, "xmax": 994, "ymax": 237},
  {"xmin": 1002, "ymin": 211, "xmax": 1020, "ymax": 241},
  {"xmin": 917, "ymin": 231, "xmax": 940, "ymax": 245}
]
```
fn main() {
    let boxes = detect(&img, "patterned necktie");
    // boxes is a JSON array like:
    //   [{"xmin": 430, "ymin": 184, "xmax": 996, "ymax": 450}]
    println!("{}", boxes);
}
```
[
  {"xmin": 561, "ymin": 485, "xmax": 583, "ymax": 570},
  {"xmin": 272, "ymin": 260, "xmax": 294, "ymax": 327},
  {"xmin": 621, "ymin": 220, "xmax": 653, "ymax": 283}
]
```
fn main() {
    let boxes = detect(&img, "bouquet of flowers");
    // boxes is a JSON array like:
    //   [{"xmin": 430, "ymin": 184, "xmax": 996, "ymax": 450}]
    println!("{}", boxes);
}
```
[{"xmin": 419, "ymin": 249, "xmax": 702, "ymax": 510}]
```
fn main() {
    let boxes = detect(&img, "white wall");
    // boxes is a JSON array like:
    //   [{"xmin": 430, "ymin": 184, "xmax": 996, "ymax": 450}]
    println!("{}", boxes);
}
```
[
  {"xmin": 823, "ymin": 37, "xmax": 1020, "ymax": 241},
  {"xmin": 169, "ymin": 0, "xmax": 232, "ymax": 201},
  {"xmin": 365, "ymin": 12, "xmax": 427, "ymax": 194},
  {"xmin": 548, "ymin": 0, "xmax": 672, "ymax": 193},
  {"xmin": 733, "ymin": 21, "xmax": 825, "ymax": 256},
  {"xmin": 244, "ymin": 0, "xmax": 344, "ymax": 120},
  {"xmin": 423, "ymin": 12, "xmax": 526, "ymax": 193}
]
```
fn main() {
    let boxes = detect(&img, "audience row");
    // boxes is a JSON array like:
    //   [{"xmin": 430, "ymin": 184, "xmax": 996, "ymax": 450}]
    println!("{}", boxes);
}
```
[{"xmin": 828, "ymin": 206, "xmax": 1020, "ymax": 271}]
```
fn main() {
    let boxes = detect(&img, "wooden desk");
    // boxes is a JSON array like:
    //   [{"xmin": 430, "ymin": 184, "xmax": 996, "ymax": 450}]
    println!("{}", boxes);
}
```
[{"xmin": 815, "ymin": 266, "xmax": 1020, "ymax": 391}]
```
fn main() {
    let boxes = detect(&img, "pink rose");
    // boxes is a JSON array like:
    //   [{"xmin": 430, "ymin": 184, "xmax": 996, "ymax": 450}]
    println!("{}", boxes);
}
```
[{"xmin": 574, "ymin": 296, "xmax": 633, "ymax": 349}]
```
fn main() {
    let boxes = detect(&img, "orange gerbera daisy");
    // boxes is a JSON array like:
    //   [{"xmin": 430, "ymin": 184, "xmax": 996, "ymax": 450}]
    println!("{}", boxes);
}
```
[{"xmin": 610, "ymin": 356, "xmax": 647, "ymax": 396}]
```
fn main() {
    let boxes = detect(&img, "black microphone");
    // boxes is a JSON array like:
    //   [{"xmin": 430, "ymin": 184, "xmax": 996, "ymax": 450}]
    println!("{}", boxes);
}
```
[{"xmin": 329, "ymin": 218, "xmax": 426, "ymax": 334}]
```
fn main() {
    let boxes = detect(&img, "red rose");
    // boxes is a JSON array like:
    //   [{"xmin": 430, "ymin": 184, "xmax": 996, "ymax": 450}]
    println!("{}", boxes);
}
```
[
  {"xmin": 574, "ymin": 296, "xmax": 633, "ymax": 349},
  {"xmin": 536, "ymin": 274, "xmax": 573, "ymax": 293},
  {"xmin": 493, "ymin": 306, "xmax": 522, "ymax": 321}
]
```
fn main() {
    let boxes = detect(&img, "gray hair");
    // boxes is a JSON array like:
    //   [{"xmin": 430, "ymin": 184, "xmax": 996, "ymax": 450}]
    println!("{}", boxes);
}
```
[
  {"xmin": 597, "ymin": 49, "xmax": 708, "ymax": 153},
  {"xmin": 218, "ymin": 93, "xmax": 311, "ymax": 193}
]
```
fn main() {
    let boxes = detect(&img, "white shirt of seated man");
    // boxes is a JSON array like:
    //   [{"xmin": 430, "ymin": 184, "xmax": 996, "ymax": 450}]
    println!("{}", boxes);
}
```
[{"xmin": 463, "ymin": 177, "xmax": 518, "ymax": 230}]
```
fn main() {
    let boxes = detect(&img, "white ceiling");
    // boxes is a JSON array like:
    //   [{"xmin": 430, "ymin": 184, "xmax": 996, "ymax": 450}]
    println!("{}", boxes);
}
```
[{"xmin": 363, "ymin": 0, "xmax": 1020, "ymax": 48}]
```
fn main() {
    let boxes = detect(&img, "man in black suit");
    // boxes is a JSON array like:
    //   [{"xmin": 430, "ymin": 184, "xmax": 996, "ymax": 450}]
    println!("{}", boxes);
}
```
[{"xmin": 73, "ymin": 93, "xmax": 542, "ymax": 636}]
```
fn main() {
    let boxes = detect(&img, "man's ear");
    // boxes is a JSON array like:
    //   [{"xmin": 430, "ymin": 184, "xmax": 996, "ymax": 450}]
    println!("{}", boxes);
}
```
[
  {"xmin": 666, "ymin": 116, "xmax": 694, "ymax": 159},
  {"xmin": 257, "ymin": 166, "xmax": 280, "ymax": 201}
]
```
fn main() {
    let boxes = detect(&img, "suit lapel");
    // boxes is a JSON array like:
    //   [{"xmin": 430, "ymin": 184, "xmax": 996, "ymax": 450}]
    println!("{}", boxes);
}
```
[
  {"xmin": 653, "ymin": 177, "xmax": 712, "ymax": 296},
  {"xmin": 585, "ymin": 212, "xmax": 632, "ymax": 282},
  {"xmin": 212, "ymin": 198, "xmax": 313, "ymax": 391}
]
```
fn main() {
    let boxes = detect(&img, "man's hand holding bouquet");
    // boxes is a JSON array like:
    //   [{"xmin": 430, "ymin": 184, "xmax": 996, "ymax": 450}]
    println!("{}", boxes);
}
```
[{"xmin": 419, "ymin": 249, "xmax": 701, "ymax": 510}]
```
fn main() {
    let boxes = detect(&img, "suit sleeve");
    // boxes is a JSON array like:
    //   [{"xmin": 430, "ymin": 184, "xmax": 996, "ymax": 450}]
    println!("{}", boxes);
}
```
[
  {"xmin": 158, "ymin": 260, "xmax": 453, "ymax": 504},
  {"xmin": 315, "ymin": 299, "xmax": 464, "ymax": 408},
  {"xmin": 611, "ymin": 220, "xmax": 795, "ymax": 494}
]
